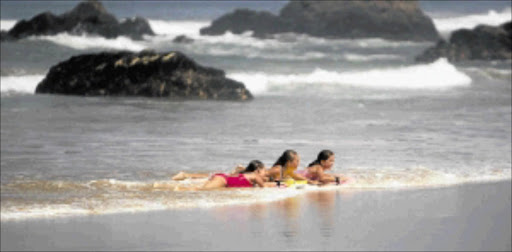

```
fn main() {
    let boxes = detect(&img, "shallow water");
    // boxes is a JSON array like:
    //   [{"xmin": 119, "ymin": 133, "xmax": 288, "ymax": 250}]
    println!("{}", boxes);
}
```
[
  {"xmin": 1, "ymin": 0, "xmax": 511, "ymax": 221},
  {"xmin": 1, "ymin": 181, "xmax": 510, "ymax": 251}
]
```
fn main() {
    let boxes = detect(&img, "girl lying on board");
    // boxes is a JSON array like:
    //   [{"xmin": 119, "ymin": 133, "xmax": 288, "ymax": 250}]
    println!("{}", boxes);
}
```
[
  {"xmin": 296, "ymin": 150, "xmax": 350, "ymax": 185},
  {"xmin": 172, "ymin": 150, "xmax": 315, "ymax": 184},
  {"xmin": 266, "ymin": 149, "xmax": 319, "ymax": 185},
  {"xmin": 171, "ymin": 149, "xmax": 349, "ymax": 189},
  {"xmin": 174, "ymin": 160, "xmax": 276, "ymax": 191}
]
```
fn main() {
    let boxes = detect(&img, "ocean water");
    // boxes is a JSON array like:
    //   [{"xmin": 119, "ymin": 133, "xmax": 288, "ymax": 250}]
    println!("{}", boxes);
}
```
[{"xmin": 1, "ymin": 1, "xmax": 511, "ymax": 222}]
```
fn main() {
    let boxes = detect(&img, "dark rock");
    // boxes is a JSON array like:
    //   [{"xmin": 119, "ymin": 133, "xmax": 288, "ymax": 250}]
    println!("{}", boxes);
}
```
[
  {"xmin": 35, "ymin": 50, "xmax": 253, "ymax": 100},
  {"xmin": 6, "ymin": 0, "xmax": 154, "ymax": 41},
  {"xmin": 200, "ymin": 0, "xmax": 439, "ymax": 41},
  {"xmin": 115, "ymin": 17, "xmax": 154, "ymax": 40},
  {"xmin": 416, "ymin": 21, "xmax": 512, "ymax": 62},
  {"xmin": 200, "ymin": 9, "xmax": 293, "ymax": 38},
  {"xmin": 1, "ymin": 30, "xmax": 15, "ymax": 41},
  {"xmin": 501, "ymin": 21, "xmax": 512, "ymax": 34},
  {"xmin": 172, "ymin": 35, "xmax": 194, "ymax": 44}
]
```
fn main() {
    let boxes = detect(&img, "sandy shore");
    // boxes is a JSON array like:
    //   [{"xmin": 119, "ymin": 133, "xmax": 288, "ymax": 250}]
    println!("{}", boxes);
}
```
[{"xmin": 2, "ymin": 180, "xmax": 510, "ymax": 251}]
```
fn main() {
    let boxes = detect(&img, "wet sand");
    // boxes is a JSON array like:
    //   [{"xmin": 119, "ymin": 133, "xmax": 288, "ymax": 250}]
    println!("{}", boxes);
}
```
[{"xmin": 1, "ymin": 180, "xmax": 510, "ymax": 251}]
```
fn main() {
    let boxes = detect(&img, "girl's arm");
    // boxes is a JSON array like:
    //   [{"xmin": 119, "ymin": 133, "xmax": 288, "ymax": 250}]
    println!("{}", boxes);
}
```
[
  {"xmin": 263, "ymin": 182, "xmax": 278, "ymax": 187},
  {"xmin": 251, "ymin": 175, "xmax": 268, "ymax": 188},
  {"xmin": 230, "ymin": 164, "xmax": 246, "ymax": 175},
  {"xmin": 316, "ymin": 168, "xmax": 336, "ymax": 184},
  {"xmin": 296, "ymin": 166, "xmax": 320, "ymax": 185},
  {"xmin": 267, "ymin": 166, "xmax": 282, "ymax": 181},
  {"xmin": 290, "ymin": 172, "xmax": 308, "ymax": 181}
]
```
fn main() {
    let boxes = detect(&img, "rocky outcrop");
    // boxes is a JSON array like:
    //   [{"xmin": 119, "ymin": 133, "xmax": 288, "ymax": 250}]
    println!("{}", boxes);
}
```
[
  {"xmin": 35, "ymin": 50, "xmax": 253, "ymax": 101},
  {"xmin": 1, "ymin": 30, "xmax": 15, "ymax": 41},
  {"xmin": 416, "ymin": 21, "xmax": 512, "ymax": 62},
  {"xmin": 200, "ymin": 0, "xmax": 440, "ymax": 41},
  {"xmin": 200, "ymin": 9, "xmax": 293, "ymax": 38},
  {"xmin": 2, "ymin": 0, "xmax": 154, "ymax": 41}
]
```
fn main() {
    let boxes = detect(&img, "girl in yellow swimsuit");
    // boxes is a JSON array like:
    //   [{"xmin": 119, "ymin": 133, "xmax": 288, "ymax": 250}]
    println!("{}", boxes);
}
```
[{"xmin": 266, "ymin": 150, "xmax": 318, "ymax": 185}]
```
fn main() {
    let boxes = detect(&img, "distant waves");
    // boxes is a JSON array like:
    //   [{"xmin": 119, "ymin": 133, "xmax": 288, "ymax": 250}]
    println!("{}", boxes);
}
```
[
  {"xmin": 0, "ymin": 59, "xmax": 473, "ymax": 96},
  {"xmin": 229, "ymin": 58, "xmax": 472, "ymax": 94},
  {"xmin": 0, "ymin": 75, "xmax": 44, "ymax": 95},
  {"xmin": 0, "ymin": 19, "xmax": 16, "ymax": 31},
  {"xmin": 31, "ymin": 33, "xmax": 147, "ymax": 51},
  {"xmin": 431, "ymin": 7, "xmax": 512, "ymax": 38}
]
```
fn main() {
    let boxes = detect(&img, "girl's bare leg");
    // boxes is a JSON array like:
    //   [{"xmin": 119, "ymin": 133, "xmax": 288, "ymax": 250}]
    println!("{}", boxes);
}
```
[
  {"xmin": 172, "ymin": 172, "xmax": 210, "ymax": 181},
  {"xmin": 200, "ymin": 175, "xmax": 227, "ymax": 189}
]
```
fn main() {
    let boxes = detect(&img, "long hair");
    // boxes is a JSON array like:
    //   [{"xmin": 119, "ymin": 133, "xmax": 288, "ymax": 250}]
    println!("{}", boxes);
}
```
[
  {"xmin": 308, "ymin": 150, "xmax": 334, "ymax": 167},
  {"xmin": 240, "ymin": 160, "xmax": 264, "ymax": 174},
  {"xmin": 273, "ymin": 150, "xmax": 297, "ymax": 167}
]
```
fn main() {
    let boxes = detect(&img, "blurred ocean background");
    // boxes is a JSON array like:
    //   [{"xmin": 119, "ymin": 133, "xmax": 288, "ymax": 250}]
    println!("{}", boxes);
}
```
[{"xmin": 1, "ymin": 0, "xmax": 511, "ymax": 221}]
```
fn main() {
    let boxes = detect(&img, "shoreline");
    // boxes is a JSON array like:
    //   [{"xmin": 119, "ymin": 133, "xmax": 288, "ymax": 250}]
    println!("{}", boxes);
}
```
[
  {"xmin": 2, "ymin": 180, "xmax": 510, "ymax": 251},
  {"xmin": 1, "ymin": 177, "xmax": 510, "ymax": 223}
]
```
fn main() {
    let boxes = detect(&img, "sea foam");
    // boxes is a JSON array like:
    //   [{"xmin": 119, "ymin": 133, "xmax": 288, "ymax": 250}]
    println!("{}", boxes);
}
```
[
  {"xmin": 148, "ymin": 19, "xmax": 210, "ymax": 37},
  {"xmin": 0, "ymin": 75, "xmax": 44, "ymax": 95},
  {"xmin": 228, "ymin": 58, "xmax": 472, "ymax": 94},
  {"xmin": 1, "ymin": 167, "xmax": 509, "ymax": 221},
  {"xmin": 0, "ymin": 19, "xmax": 16, "ymax": 31},
  {"xmin": 432, "ymin": 8, "xmax": 512, "ymax": 38},
  {"xmin": 32, "ymin": 33, "xmax": 147, "ymax": 51}
]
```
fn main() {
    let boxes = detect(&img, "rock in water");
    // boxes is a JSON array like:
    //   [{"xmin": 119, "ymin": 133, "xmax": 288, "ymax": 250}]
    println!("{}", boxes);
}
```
[
  {"xmin": 280, "ymin": 0, "xmax": 439, "ymax": 41},
  {"xmin": 200, "ymin": 9, "xmax": 293, "ymax": 38},
  {"xmin": 1, "ymin": 31, "xmax": 15, "ymax": 41},
  {"xmin": 416, "ymin": 21, "xmax": 512, "ymax": 62},
  {"xmin": 200, "ymin": 0, "xmax": 439, "ymax": 41},
  {"xmin": 35, "ymin": 50, "xmax": 253, "ymax": 101},
  {"xmin": 3, "ymin": 0, "xmax": 154, "ymax": 41},
  {"xmin": 172, "ymin": 35, "xmax": 195, "ymax": 44}
]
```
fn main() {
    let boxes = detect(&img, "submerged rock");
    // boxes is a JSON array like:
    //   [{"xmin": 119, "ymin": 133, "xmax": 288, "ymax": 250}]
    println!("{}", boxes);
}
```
[
  {"xmin": 172, "ymin": 35, "xmax": 194, "ymax": 44},
  {"xmin": 35, "ymin": 50, "xmax": 253, "ymax": 101},
  {"xmin": 2, "ymin": 0, "xmax": 154, "ymax": 41},
  {"xmin": 200, "ymin": 0, "xmax": 439, "ymax": 41},
  {"xmin": 416, "ymin": 21, "xmax": 512, "ymax": 62}
]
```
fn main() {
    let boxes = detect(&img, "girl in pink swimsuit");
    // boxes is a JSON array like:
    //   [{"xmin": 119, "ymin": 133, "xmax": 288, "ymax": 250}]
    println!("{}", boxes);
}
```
[
  {"xmin": 211, "ymin": 173, "xmax": 253, "ymax": 187},
  {"xmin": 201, "ymin": 160, "xmax": 268, "ymax": 189}
]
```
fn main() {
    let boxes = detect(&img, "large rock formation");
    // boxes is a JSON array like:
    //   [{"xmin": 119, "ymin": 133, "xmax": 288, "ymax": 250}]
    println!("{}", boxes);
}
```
[
  {"xmin": 2, "ymin": 0, "xmax": 154, "ymax": 41},
  {"xmin": 200, "ymin": 0, "xmax": 440, "ymax": 41},
  {"xmin": 200, "ymin": 9, "xmax": 293, "ymax": 38},
  {"xmin": 35, "ymin": 50, "xmax": 253, "ymax": 101},
  {"xmin": 416, "ymin": 21, "xmax": 512, "ymax": 62}
]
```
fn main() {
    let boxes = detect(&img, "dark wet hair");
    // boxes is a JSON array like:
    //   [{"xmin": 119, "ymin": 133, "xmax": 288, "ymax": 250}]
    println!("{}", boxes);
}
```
[
  {"xmin": 273, "ymin": 150, "xmax": 298, "ymax": 167},
  {"xmin": 308, "ymin": 150, "xmax": 334, "ymax": 167},
  {"xmin": 240, "ymin": 160, "xmax": 265, "ymax": 174}
]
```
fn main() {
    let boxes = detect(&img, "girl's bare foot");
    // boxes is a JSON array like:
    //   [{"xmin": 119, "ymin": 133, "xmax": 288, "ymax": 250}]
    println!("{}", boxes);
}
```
[{"xmin": 172, "ymin": 172, "xmax": 187, "ymax": 181}]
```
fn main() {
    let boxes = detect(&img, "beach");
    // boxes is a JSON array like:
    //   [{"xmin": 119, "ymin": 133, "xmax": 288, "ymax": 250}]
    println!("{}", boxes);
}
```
[
  {"xmin": 1, "ymin": 1, "xmax": 511, "ymax": 251},
  {"xmin": 2, "ymin": 180, "xmax": 510, "ymax": 251}
]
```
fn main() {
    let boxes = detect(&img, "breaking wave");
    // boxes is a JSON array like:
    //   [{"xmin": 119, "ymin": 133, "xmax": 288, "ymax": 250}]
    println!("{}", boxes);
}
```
[
  {"xmin": 0, "ymin": 75, "xmax": 44, "ymax": 95},
  {"xmin": 0, "ymin": 19, "xmax": 16, "ymax": 31},
  {"xmin": 229, "ymin": 58, "xmax": 472, "ymax": 94},
  {"xmin": 31, "ymin": 33, "xmax": 147, "ymax": 51}
]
